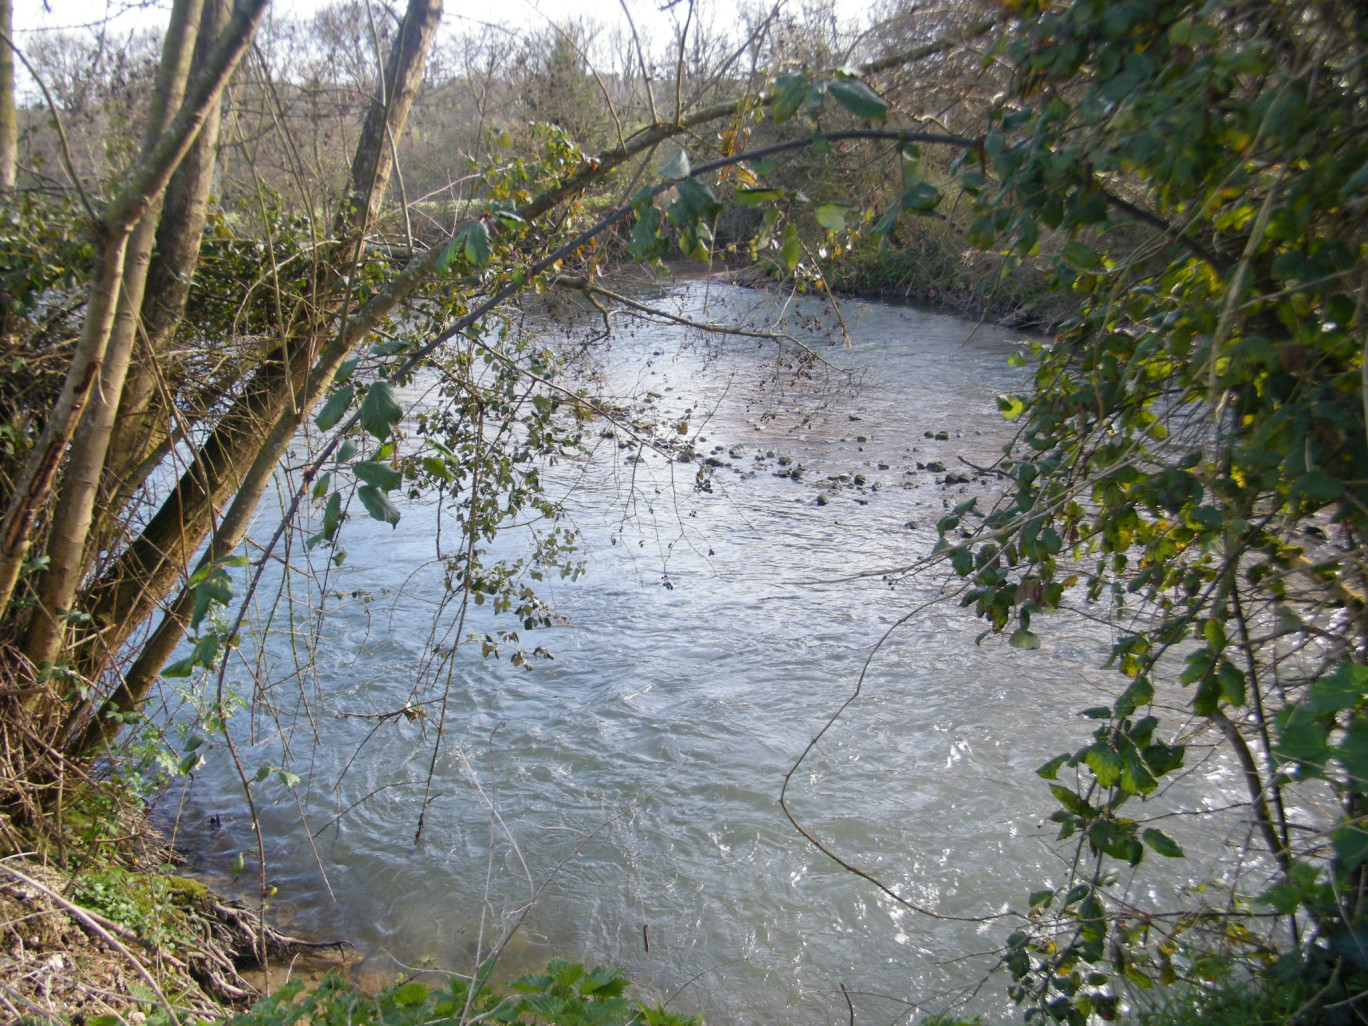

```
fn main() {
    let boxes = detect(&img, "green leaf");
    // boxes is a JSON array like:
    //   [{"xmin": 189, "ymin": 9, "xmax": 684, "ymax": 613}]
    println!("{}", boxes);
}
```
[
  {"xmin": 1120, "ymin": 746, "xmax": 1159, "ymax": 795},
  {"xmin": 352, "ymin": 460, "xmax": 402, "ymax": 491},
  {"xmin": 308, "ymin": 491, "xmax": 342, "ymax": 549},
  {"xmin": 1090, "ymin": 818, "xmax": 1143, "ymax": 865},
  {"xmin": 435, "ymin": 234, "xmax": 463, "ymax": 273},
  {"xmin": 827, "ymin": 76, "xmax": 888, "ymax": 121},
  {"xmin": 1061, "ymin": 241, "xmax": 1102, "ymax": 268},
  {"xmin": 1050, "ymin": 784, "xmax": 1097, "ymax": 817},
  {"xmin": 1332, "ymin": 821, "xmax": 1368, "ymax": 870},
  {"xmin": 1290, "ymin": 471, "xmax": 1342, "ymax": 503},
  {"xmin": 1216, "ymin": 661, "xmax": 1246, "ymax": 706},
  {"xmin": 314, "ymin": 384, "xmax": 354, "ymax": 431},
  {"xmin": 998, "ymin": 395, "xmax": 1026, "ymax": 421},
  {"xmin": 779, "ymin": 224, "xmax": 801, "ymax": 270},
  {"xmin": 393, "ymin": 981, "xmax": 431, "ymax": 1007},
  {"xmin": 772, "ymin": 74, "xmax": 809, "ymax": 122},
  {"xmin": 359, "ymin": 381, "xmax": 403, "ymax": 441},
  {"xmin": 463, "ymin": 220, "xmax": 492, "ymax": 266},
  {"xmin": 1037, "ymin": 753, "xmax": 1069, "ymax": 780},
  {"xmin": 1010, "ymin": 628, "xmax": 1041, "ymax": 650},
  {"xmin": 630, "ymin": 185, "xmax": 656, "ymax": 212},
  {"xmin": 278, "ymin": 770, "xmax": 301, "ymax": 788},
  {"xmin": 337, "ymin": 440, "xmax": 358, "ymax": 462},
  {"xmin": 1203, "ymin": 618, "xmax": 1227, "ymax": 652},
  {"xmin": 660, "ymin": 149, "xmax": 690, "ymax": 181},
  {"xmin": 630, "ymin": 206, "xmax": 665, "ymax": 260},
  {"xmin": 872, "ymin": 202, "xmax": 899, "ymax": 240},
  {"xmin": 1258, "ymin": 882, "xmax": 1305, "ymax": 915},
  {"xmin": 1340, "ymin": 158, "xmax": 1368, "ymax": 197},
  {"xmin": 805, "ymin": 82, "xmax": 829, "ymax": 116},
  {"xmin": 815, "ymin": 202, "xmax": 855, "ymax": 231},
  {"xmin": 900, "ymin": 181, "xmax": 941, "ymax": 213},
  {"xmin": 667, "ymin": 177, "xmax": 723, "ymax": 227},
  {"xmin": 735, "ymin": 187, "xmax": 785, "ymax": 207},
  {"xmin": 1084, "ymin": 742, "xmax": 1123, "ymax": 787},
  {"xmin": 1274, "ymin": 704, "xmax": 1333, "ymax": 778},
  {"xmin": 1338, "ymin": 717, "xmax": 1368, "ymax": 787},
  {"xmin": 950, "ymin": 547, "xmax": 974, "ymax": 575},
  {"xmin": 579, "ymin": 965, "xmax": 626, "ymax": 996},
  {"xmin": 1140, "ymin": 741, "xmax": 1184, "ymax": 778},
  {"xmin": 1142, "ymin": 827, "xmax": 1184, "ymax": 858},
  {"xmin": 357, "ymin": 485, "xmax": 401, "ymax": 526},
  {"xmin": 1029, "ymin": 888, "xmax": 1054, "ymax": 909},
  {"xmin": 1307, "ymin": 661, "xmax": 1368, "ymax": 714},
  {"xmin": 1114, "ymin": 675, "xmax": 1154, "ymax": 717},
  {"xmin": 1062, "ymin": 884, "xmax": 1091, "ymax": 906},
  {"xmin": 190, "ymin": 567, "xmax": 233, "ymax": 630}
]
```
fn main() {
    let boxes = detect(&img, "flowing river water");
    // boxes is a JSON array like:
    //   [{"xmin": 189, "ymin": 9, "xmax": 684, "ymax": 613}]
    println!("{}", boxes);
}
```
[{"xmin": 170, "ymin": 281, "xmax": 1252, "ymax": 1024}]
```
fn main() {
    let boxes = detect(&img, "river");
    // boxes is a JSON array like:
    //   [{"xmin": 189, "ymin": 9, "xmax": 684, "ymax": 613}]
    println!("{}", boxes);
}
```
[{"xmin": 170, "ymin": 280, "xmax": 1249, "ymax": 1024}]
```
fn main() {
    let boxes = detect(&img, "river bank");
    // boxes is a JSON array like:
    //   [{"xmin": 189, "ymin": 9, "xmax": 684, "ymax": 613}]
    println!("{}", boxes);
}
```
[
  {"xmin": 0, "ymin": 800, "xmax": 349, "ymax": 1024},
  {"xmin": 705, "ymin": 239, "xmax": 1072, "ymax": 333}
]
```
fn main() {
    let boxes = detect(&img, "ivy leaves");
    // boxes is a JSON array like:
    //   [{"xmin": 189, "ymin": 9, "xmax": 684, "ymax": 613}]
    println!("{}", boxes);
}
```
[
  {"xmin": 436, "ymin": 218, "xmax": 492, "ymax": 272},
  {"xmin": 930, "ymin": 0, "xmax": 1368, "ymax": 1015},
  {"xmin": 770, "ymin": 71, "xmax": 889, "ymax": 124},
  {"xmin": 1036, "ymin": 710, "xmax": 1185, "ymax": 865},
  {"xmin": 227, "ymin": 958, "xmax": 700, "ymax": 1026},
  {"xmin": 309, "ymin": 377, "xmax": 408, "ymax": 539}
]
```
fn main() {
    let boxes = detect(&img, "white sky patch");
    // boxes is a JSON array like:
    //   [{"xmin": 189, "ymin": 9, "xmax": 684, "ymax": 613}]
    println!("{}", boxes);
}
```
[{"xmin": 12, "ymin": 0, "xmax": 871, "ymax": 37}]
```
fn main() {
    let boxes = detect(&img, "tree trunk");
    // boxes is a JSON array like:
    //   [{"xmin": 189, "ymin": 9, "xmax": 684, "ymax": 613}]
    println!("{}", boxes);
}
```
[
  {"xmin": 70, "ymin": 14, "xmax": 745, "ymax": 754},
  {"xmin": 0, "ymin": 0, "xmax": 270, "ymax": 622},
  {"xmin": 72, "ymin": 0, "xmax": 446, "ymax": 736},
  {"xmin": 22, "ymin": 0, "xmax": 208, "ymax": 674},
  {"xmin": 103, "ymin": 0, "xmax": 233, "ymax": 511},
  {"xmin": 73, "ymin": 93, "xmax": 733, "ymax": 684}
]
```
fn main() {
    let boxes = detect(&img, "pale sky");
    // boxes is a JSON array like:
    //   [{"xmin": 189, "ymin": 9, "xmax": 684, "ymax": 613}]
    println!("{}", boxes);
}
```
[
  {"xmin": 10, "ymin": 0, "xmax": 876, "ymax": 101},
  {"xmin": 11, "ymin": 0, "xmax": 870, "ymax": 37}
]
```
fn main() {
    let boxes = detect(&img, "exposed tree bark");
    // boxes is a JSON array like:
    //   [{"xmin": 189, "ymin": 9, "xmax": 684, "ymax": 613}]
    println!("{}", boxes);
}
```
[
  {"xmin": 71, "ymin": 0, "xmax": 447, "ymax": 734},
  {"xmin": 22, "ymin": 0, "xmax": 208, "ymax": 674},
  {"xmin": 335, "ymin": 0, "xmax": 444, "ymax": 253},
  {"xmin": 0, "ymin": 0, "xmax": 270, "ymax": 623},
  {"xmin": 103, "ymin": 0, "xmax": 234, "ymax": 510}
]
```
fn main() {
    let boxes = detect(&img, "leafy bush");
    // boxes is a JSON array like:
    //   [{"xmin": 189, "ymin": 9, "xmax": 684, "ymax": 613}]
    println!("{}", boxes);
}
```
[{"xmin": 227, "ymin": 959, "xmax": 701, "ymax": 1026}]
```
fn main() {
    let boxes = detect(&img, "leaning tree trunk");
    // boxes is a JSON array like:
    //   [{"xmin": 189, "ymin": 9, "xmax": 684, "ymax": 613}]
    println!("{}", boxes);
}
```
[
  {"xmin": 74, "ymin": 0, "xmax": 447, "ymax": 753},
  {"xmin": 0, "ymin": 0, "xmax": 270, "ymax": 628},
  {"xmin": 101, "ymin": 0, "xmax": 233, "ymax": 516},
  {"xmin": 72, "ymin": 94, "xmax": 745, "ymax": 759},
  {"xmin": 21, "ymin": 0, "xmax": 208, "ymax": 675}
]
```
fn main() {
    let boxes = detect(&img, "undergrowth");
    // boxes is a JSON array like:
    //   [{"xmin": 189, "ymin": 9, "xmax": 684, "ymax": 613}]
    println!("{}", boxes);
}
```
[{"xmin": 226, "ymin": 959, "xmax": 699, "ymax": 1026}]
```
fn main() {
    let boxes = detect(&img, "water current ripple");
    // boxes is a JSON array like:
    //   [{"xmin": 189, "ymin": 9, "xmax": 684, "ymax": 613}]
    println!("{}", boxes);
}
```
[{"xmin": 168, "ymin": 282, "xmax": 1252, "ymax": 1025}]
